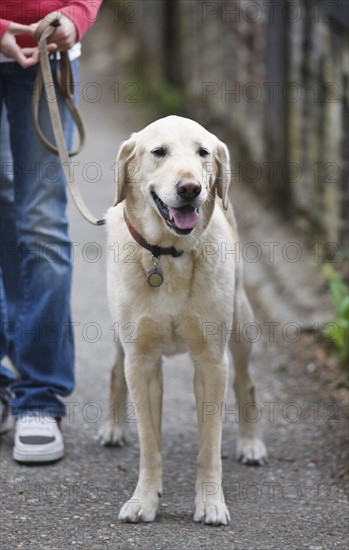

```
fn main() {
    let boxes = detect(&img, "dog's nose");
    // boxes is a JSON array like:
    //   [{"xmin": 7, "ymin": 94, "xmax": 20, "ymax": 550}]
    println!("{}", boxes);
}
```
[{"xmin": 176, "ymin": 179, "xmax": 202, "ymax": 200}]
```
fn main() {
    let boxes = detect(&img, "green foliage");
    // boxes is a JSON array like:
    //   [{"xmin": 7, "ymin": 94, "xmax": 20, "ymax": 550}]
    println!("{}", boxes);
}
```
[
  {"xmin": 144, "ymin": 77, "xmax": 185, "ymax": 115},
  {"xmin": 323, "ymin": 265, "xmax": 349, "ymax": 364},
  {"xmin": 154, "ymin": 81, "xmax": 185, "ymax": 113}
]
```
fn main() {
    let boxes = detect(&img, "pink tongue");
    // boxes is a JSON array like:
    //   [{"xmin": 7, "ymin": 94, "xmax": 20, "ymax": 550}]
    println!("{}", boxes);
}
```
[{"xmin": 168, "ymin": 205, "xmax": 199, "ymax": 230}]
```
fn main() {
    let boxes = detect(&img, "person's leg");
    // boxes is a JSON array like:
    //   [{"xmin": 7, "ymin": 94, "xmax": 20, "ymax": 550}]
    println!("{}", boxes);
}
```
[
  {"xmin": 0, "ymin": 77, "xmax": 16, "ymax": 433},
  {"xmin": 0, "ymin": 75, "xmax": 19, "ymax": 433},
  {"xmin": 2, "ymin": 60, "xmax": 78, "ymax": 419}
]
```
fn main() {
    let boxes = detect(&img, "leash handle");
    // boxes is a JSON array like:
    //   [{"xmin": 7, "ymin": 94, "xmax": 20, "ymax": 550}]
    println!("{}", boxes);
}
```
[
  {"xmin": 33, "ymin": 15, "xmax": 85, "ymax": 157},
  {"xmin": 33, "ymin": 15, "xmax": 105, "ymax": 226},
  {"xmin": 34, "ymin": 12, "xmax": 61, "ymax": 41}
]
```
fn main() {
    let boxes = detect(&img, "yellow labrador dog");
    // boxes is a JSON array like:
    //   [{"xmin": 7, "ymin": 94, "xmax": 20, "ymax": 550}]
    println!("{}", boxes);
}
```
[{"xmin": 99, "ymin": 116, "xmax": 267, "ymax": 525}]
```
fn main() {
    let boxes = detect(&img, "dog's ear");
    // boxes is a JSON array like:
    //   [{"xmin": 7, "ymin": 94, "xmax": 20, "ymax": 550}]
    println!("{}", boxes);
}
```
[
  {"xmin": 215, "ymin": 140, "xmax": 231, "ymax": 211},
  {"xmin": 113, "ymin": 134, "xmax": 137, "ymax": 206}
]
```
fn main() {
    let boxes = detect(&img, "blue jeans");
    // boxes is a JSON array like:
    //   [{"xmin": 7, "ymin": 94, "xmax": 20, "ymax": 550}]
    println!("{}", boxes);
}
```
[{"xmin": 0, "ymin": 60, "xmax": 78, "ymax": 417}]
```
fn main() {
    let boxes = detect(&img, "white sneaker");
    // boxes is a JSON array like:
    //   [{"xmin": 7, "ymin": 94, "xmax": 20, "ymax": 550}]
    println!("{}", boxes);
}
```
[{"xmin": 13, "ymin": 413, "xmax": 64, "ymax": 463}]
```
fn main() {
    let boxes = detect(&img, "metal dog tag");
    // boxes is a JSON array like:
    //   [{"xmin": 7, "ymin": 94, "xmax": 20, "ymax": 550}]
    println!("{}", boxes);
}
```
[
  {"xmin": 147, "ymin": 266, "xmax": 164, "ymax": 287},
  {"xmin": 147, "ymin": 256, "xmax": 164, "ymax": 287}
]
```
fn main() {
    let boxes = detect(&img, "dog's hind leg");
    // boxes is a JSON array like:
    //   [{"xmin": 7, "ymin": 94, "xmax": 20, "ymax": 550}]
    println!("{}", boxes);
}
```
[
  {"xmin": 230, "ymin": 283, "xmax": 267, "ymax": 465},
  {"xmin": 99, "ymin": 343, "xmax": 128, "ymax": 446}
]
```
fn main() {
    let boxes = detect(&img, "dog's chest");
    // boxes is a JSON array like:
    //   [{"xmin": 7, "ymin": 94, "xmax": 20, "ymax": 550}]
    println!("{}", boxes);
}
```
[
  {"xmin": 141, "ymin": 253, "xmax": 195, "ymax": 297},
  {"xmin": 109, "ymin": 234, "xmax": 235, "ymax": 357}
]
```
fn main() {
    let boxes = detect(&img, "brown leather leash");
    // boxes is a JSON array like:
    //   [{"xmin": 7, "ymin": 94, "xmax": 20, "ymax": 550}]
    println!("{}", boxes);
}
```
[{"xmin": 33, "ymin": 14, "xmax": 105, "ymax": 226}]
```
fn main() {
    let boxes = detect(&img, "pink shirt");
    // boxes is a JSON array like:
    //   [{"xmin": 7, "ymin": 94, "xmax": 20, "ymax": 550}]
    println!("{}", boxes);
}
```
[{"xmin": 0, "ymin": 1, "xmax": 102, "ymax": 47}]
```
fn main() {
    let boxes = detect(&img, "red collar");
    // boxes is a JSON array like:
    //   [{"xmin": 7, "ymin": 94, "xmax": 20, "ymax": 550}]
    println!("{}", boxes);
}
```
[{"xmin": 123, "ymin": 211, "xmax": 184, "ymax": 258}]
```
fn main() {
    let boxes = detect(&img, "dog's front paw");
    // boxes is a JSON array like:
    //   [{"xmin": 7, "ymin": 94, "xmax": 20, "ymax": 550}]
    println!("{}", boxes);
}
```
[
  {"xmin": 98, "ymin": 419, "xmax": 126, "ymax": 447},
  {"xmin": 194, "ymin": 500, "xmax": 230, "ymax": 526},
  {"xmin": 237, "ymin": 436, "xmax": 267, "ymax": 465},
  {"xmin": 118, "ymin": 491, "xmax": 161, "ymax": 523}
]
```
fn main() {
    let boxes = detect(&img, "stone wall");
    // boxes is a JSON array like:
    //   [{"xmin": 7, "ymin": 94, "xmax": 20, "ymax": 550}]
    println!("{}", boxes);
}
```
[
  {"xmin": 284, "ymin": 1, "xmax": 349, "ymax": 246},
  {"xmin": 129, "ymin": 0, "xmax": 348, "ymax": 249}
]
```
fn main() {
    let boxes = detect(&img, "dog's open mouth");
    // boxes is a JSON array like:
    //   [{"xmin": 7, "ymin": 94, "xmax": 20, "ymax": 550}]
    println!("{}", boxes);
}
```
[{"xmin": 152, "ymin": 192, "xmax": 199, "ymax": 235}]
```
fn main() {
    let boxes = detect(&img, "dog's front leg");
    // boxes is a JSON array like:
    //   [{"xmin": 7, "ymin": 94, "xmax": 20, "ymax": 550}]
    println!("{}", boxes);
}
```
[
  {"xmin": 118, "ymin": 352, "xmax": 163, "ymax": 523},
  {"xmin": 192, "ymin": 353, "xmax": 230, "ymax": 526}
]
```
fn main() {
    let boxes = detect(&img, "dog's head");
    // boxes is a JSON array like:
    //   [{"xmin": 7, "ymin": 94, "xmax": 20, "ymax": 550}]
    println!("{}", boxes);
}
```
[{"xmin": 113, "ymin": 116, "xmax": 231, "ymax": 238}]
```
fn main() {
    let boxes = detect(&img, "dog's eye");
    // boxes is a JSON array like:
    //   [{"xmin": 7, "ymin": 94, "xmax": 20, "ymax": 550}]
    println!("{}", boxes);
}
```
[
  {"xmin": 198, "ymin": 147, "xmax": 210, "ymax": 158},
  {"xmin": 151, "ymin": 147, "xmax": 167, "ymax": 158}
]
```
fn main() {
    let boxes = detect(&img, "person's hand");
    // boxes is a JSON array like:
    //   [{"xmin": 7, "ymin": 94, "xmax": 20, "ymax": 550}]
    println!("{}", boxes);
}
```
[
  {"xmin": 0, "ymin": 22, "xmax": 40, "ymax": 68},
  {"xmin": 0, "ymin": 13, "xmax": 77, "ymax": 68},
  {"xmin": 40, "ymin": 12, "xmax": 78, "ymax": 51}
]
